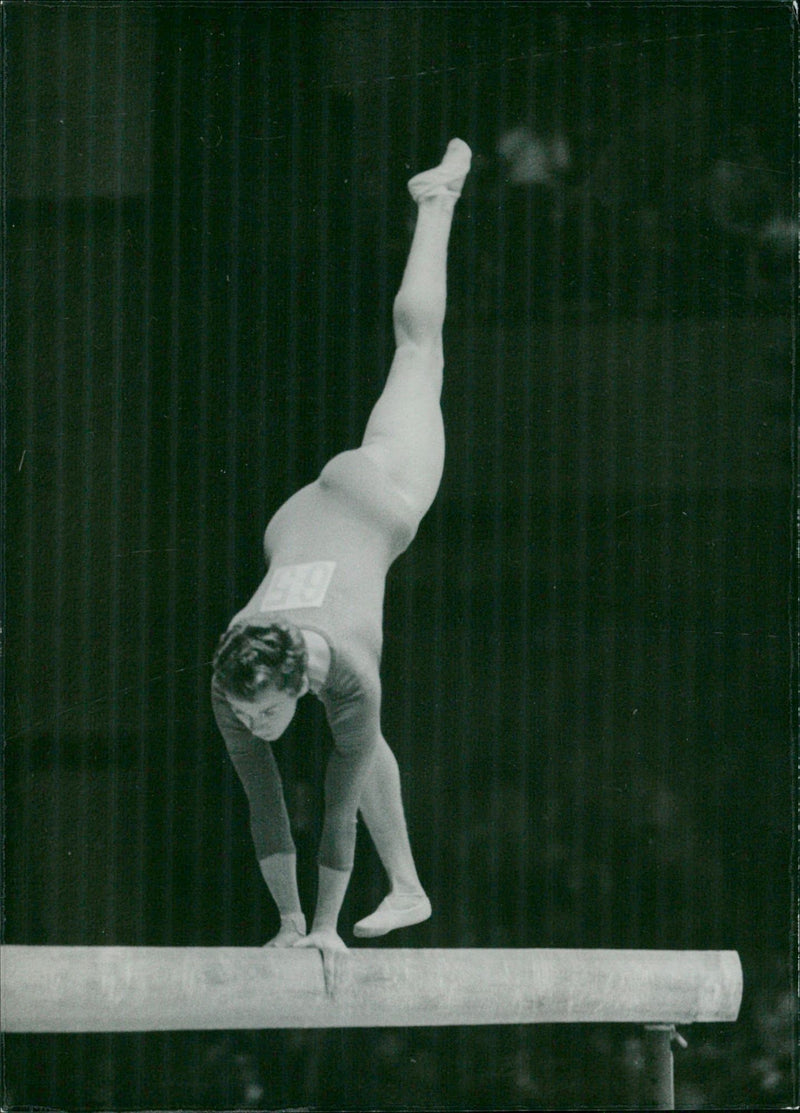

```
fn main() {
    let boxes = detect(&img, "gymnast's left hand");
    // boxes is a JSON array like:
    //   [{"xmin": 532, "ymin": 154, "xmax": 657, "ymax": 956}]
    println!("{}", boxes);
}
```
[{"xmin": 293, "ymin": 929, "xmax": 348, "ymax": 995}]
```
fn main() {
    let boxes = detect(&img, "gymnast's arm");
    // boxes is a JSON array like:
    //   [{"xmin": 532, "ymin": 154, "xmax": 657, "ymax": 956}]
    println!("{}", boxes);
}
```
[
  {"xmin": 294, "ymin": 674, "xmax": 381, "ymax": 952},
  {"xmin": 210, "ymin": 679, "xmax": 296, "ymax": 881}
]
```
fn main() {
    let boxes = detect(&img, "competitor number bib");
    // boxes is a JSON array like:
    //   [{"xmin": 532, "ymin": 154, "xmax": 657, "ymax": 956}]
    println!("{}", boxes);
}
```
[{"xmin": 259, "ymin": 561, "xmax": 336, "ymax": 611}]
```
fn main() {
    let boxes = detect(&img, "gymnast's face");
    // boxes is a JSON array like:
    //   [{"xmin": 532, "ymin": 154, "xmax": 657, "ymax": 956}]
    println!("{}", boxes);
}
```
[{"xmin": 228, "ymin": 679, "xmax": 309, "ymax": 741}]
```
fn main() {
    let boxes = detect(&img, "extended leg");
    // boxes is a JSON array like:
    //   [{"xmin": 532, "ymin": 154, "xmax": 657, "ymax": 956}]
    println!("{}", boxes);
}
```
[
  {"xmin": 360, "ymin": 138, "xmax": 472, "ymax": 523},
  {"xmin": 354, "ymin": 737, "xmax": 431, "ymax": 938},
  {"xmin": 350, "ymin": 142, "xmax": 471, "ymax": 939}
]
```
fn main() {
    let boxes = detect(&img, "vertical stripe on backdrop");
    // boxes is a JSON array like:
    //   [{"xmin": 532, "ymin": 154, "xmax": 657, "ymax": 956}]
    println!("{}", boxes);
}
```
[
  {"xmin": 257, "ymin": 29, "xmax": 274, "ymax": 541},
  {"xmin": 135, "ymin": 13, "xmax": 156, "ymax": 951},
  {"xmin": 165, "ymin": 17, "xmax": 184, "ymax": 948},
  {"xmin": 17, "ymin": 0, "xmax": 40, "ymax": 954},
  {"xmin": 77, "ymin": 6, "xmax": 98, "ymax": 943},
  {"xmin": 544, "ymin": 10, "xmax": 567, "ymax": 945},
  {"xmin": 563, "ymin": 8, "xmax": 590, "ymax": 1086},
  {"xmin": 488, "ymin": 5, "xmax": 507, "ymax": 954},
  {"xmin": 192, "ymin": 21, "xmax": 213, "ymax": 949},
  {"xmin": 515, "ymin": 12, "xmax": 539, "ymax": 953},
  {"xmin": 106, "ymin": 0, "xmax": 128, "ymax": 948},
  {"xmin": 710, "ymin": 3, "xmax": 733, "ymax": 948},
  {"xmin": 157, "ymin": 13, "xmax": 184, "ymax": 1101},
  {"xmin": 73, "ymin": 10, "xmax": 98, "ymax": 1101},
  {"xmin": 346, "ymin": 58, "xmax": 362, "ymax": 450},
  {"xmin": 512, "ymin": 12, "xmax": 538, "ymax": 1089},
  {"xmin": 221, "ymin": 15, "xmax": 242, "ymax": 944},
  {"xmin": 655, "ymin": 6, "xmax": 678, "ymax": 948},
  {"xmin": 286, "ymin": 13, "xmax": 301, "ymax": 493},
  {"xmin": 625, "ymin": 8, "xmax": 652, "ymax": 948},
  {"xmin": 454, "ymin": 4, "xmax": 477, "ymax": 953},
  {"xmin": 47, "ymin": 7, "xmax": 69, "ymax": 1103},
  {"xmin": 132, "ymin": 11, "xmax": 156, "ymax": 1103},
  {"xmin": 599, "ymin": 26, "xmax": 622, "ymax": 944},
  {"xmin": 52, "ymin": 0, "xmax": 68, "ymax": 947},
  {"xmin": 679, "ymin": 4, "xmax": 705, "ymax": 949},
  {"xmin": 572, "ymin": 0, "xmax": 595, "ymax": 949},
  {"xmin": 484, "ymin": 10, "xmax": 508, "ymax": 1091},
  {"xmin": 376, "ymin": 8, "xmax": 391, "ymax": 385},
  {"xmin": 315, "ymin": 72, "xmax": 330, "ymax": 476}
]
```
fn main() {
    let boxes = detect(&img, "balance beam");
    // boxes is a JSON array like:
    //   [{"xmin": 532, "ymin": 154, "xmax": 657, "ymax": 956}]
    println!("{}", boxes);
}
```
[{"xmin": 0, "ymin": 946, "xmax": 741, "ymax": 1033}]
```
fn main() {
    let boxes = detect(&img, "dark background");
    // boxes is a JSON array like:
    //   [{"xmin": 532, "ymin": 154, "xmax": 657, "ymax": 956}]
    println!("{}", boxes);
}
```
[{"xmin": 3, "ymin": 2, "xmax": 796, "ymax": 1109}]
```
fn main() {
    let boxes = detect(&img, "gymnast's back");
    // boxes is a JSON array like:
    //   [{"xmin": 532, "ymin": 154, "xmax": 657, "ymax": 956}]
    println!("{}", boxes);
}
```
[{"xmin": 229, "ymin": 449, "xmax": 418, "ymax": 654}]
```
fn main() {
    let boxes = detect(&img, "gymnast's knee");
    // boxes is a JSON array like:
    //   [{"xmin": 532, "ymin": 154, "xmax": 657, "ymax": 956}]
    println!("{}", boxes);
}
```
[
  {"xmin": 318, "ymin": 816, "xmax": 358, "ymax": 872},
  {"xmin": 393, "ymin": 288, "xmax": 445, "ymax": 351}
]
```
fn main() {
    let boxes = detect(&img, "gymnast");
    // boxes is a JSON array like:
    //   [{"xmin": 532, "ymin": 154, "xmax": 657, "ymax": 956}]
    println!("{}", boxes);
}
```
[{"xmin": 211, "ymin": 139, "xmax": 472, "ymax": 963}]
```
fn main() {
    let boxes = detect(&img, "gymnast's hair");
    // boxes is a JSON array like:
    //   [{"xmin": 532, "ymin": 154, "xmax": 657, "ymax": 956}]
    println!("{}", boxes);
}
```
[{"xmin": 212, "ymin": 621, "xmax": 308, "ymax": 699}]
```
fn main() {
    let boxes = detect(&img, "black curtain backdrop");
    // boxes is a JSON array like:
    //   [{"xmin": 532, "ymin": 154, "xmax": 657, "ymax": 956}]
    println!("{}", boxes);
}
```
[{"xmin": 3, "ymin": 3, "xmax": 795, "ymax": 1110}]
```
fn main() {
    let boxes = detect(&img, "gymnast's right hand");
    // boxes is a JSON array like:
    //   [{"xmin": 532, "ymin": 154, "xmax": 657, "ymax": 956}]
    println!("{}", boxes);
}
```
[
  {"xmin": 293, "ymin": 929, "xmax": 348, "ymax": 995},
  {"xmin": 263, "ymin": 912, "xmax": 306, "ymax": 948}
]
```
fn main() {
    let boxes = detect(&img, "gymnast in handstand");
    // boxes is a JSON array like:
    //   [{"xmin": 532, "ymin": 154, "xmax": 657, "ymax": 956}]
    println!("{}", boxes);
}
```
[{"xmin": 212, "ymin": 139, "xmax": 472, "ymax": 960}]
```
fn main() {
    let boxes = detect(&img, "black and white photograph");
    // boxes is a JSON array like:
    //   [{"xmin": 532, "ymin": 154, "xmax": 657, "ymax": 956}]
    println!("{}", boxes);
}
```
[{"xmin": 2, "ymin": 2, "xmax": 796, "ymax": 1109}]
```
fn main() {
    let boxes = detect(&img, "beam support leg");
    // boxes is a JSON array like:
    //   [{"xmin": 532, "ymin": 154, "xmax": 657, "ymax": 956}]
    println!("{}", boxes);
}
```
[{"xmin": 641, "ymin": 1024, "xmax": 677, "ymax": 1109}]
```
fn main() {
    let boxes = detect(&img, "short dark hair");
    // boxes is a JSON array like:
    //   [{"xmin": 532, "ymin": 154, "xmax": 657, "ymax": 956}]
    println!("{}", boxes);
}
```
[{"xmin": 212, "ymin": 621, "xmax": 308, "ymax": 700}]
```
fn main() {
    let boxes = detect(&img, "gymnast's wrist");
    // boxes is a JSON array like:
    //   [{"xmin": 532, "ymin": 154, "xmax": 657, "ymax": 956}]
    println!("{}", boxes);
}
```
[{"xmin": 280, "ymin": 912, "xmax": 306, "ymax": 935}]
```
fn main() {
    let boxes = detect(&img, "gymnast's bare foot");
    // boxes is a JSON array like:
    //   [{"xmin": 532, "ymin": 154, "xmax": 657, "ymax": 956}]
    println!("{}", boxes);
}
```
[
  {"xmin": 408, "ymin": 138, "xmax": 472, "ymax": 203},
  {"xmin": 353, "ymin": 891, "xmax": 432, "ymax": 938}
]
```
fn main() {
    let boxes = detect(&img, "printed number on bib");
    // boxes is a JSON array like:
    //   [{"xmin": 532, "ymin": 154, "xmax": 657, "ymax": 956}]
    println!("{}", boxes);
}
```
[{"xmin": 259, "ymin": 562, "xmax": 336, "ymax": 611}]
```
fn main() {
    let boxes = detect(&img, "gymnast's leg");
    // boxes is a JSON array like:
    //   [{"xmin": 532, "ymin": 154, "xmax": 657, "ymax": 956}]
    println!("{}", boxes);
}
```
[
  {"xmin": 360, "ymin": 137, "xmax": 471, "ymax": 522},
  {"xmin": 354, "ymin": 139, "xmax": 471, "ymax": 938},
  {"xmin": 354, "ymin": 737, "xmax": 431, "ymax": 937}
]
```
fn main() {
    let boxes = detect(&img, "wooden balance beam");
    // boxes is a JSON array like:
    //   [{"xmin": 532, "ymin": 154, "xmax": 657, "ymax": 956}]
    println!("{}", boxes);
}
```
[
  {"xmin": 0, "ymin": 947, "xmax": 742, "ymax": 1109},
  {"xmin": 1, "ymin": 946, "xmax": 741, "ymax": 1032}
]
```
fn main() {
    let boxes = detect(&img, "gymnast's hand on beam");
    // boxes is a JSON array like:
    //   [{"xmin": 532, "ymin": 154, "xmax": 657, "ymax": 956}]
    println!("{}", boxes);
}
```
[
  {"xmin": 263, "ymin": 919, "xmax": 307, "ymax": 948},
  {"xmin": 293, "ymin": 929, "xmax": 349, "ymax": 995}
]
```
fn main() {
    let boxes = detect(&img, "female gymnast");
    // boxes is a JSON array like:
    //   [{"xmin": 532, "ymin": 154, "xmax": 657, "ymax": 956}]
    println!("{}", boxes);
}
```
[{"xmin": 211, "ymin": 139, "xmax": 472, "ymax": 965}]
